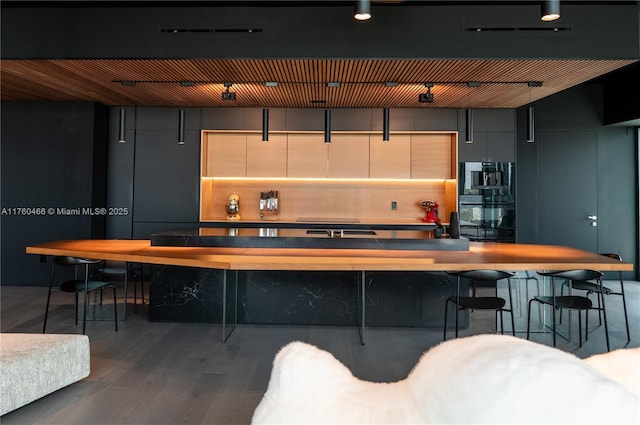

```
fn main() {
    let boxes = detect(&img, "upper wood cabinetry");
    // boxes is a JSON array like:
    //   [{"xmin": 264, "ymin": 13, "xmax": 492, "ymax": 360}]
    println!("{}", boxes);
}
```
[
  {"xmin": 369, "ymin": 134, "xmax": 411, "ymax": 179},
  {"xmin": 286, "ymin": 133, "xmax": 328, "ymax": 177},
  {"xmin": 203, "ymin": 132, "xmax": 246, "ymax": 177},
  {"xmin": 411, "ymin": 133, "xmax": 457, "ymax": 179},
  {"xmin": 201, "ymin": 130, "xmax": 458, "ymax": 221},
  {"xmin": 203, "ymin": 131, "xmax": 455, "ymax": 180},
  {"xmin": 246, "ymin": 133, "xmax": 287, "ymax": 177},
  {"xmin": 328, "ymin": 134, "xmax": 370, "ymax": 178}
]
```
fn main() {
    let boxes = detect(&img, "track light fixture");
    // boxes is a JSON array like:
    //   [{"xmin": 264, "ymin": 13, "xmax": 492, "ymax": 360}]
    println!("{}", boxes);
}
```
[
  {"xmin": 354, "ymin": 0, "xmax": 371, "ymax": 21},
  {"xmin": 262, "ymin": 108, "xmax": 269, "ymax": 142},
  {"xmin": 222, "ymin": 82, "xmax": 236, "ymax": 100},
  {"xmin": 118, "ymin": 108, "xmax": 126, "ymax": 143},
  {"xmin": 178, "ymin": 109, "xmax": 185, "ymax": 145},
  {"xmin": 541, "ymin": 0, "xmax": 560, "ymax": 21},
  {"xmin": 418, "ymin": 83, "xmax": 434, "ymax": 103}
]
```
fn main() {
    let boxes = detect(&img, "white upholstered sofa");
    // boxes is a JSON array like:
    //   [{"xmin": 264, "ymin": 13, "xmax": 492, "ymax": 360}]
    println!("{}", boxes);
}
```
[{"xmin": 0, "ymin": 333, "xmax": 90, "ymax": 415}]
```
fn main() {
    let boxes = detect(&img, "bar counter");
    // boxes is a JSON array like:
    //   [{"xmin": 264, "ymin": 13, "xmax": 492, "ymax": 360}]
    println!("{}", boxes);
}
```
[
  {"xmin": 25, "ymin": 239, "xmax": 633, "ymax": 272},
  {"xmin": 26, "ymin": 239, "xmax": 632, "ymax": 343}
]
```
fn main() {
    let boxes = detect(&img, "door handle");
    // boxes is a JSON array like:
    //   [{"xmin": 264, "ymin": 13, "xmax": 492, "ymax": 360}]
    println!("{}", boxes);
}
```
[{"xmin": 587, "ymin": 215, "xmax": 597, "ymax": 220}]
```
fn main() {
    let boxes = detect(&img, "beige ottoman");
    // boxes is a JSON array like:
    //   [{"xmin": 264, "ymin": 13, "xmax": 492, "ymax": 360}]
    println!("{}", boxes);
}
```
[{"xmin": 0, "ymin": 333, "xmax": 90, "ymax": 415}]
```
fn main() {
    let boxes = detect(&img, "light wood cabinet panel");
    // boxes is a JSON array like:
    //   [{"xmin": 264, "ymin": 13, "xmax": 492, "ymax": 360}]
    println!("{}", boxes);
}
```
[
  {"xmin": 411, "ymin": 134, "xmax": 454, "ymax": 179},
  {"xmin": 200, "ymin": 130, "xmax": 458, "ymax": 221},
  {"xmin": 328, "ymin": 134, "xmax": 370, "ymax": 178},
  {"xmin": 369, "ymin": 134, "xmax": 411, "ymax": 179},
  {"xmin": 287, "ymin": 133, "xmax": 328, "ymax": 177},
  {"xmin": 246, "ymin": 133, "xmax": 287, "ymax": 177},
  {"xmin": 205, "ymin": 133, "xmax": 246, "ymax": 177}
]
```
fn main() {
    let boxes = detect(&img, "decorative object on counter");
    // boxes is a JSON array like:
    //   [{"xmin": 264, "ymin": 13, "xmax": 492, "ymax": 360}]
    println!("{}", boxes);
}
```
[
  {"xmin": 260, "ymin": 190, "xmax": 279, "ymax": 219},
  {"xmin": 419, "ymin": 200, "xmax": 441, "ymax": 223},
  {"xmin": 449, "ymin": 211, "xmax": 460, "ymax": 239},
  {"xmin": 225, "ymin": 194, "xmax": 241, "ymax": 220}
]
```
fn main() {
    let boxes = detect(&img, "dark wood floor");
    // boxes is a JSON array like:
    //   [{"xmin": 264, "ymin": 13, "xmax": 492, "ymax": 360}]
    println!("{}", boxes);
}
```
[{"xmin": 1, "ymin": 278, "xmax": 638, "ymax": 425}]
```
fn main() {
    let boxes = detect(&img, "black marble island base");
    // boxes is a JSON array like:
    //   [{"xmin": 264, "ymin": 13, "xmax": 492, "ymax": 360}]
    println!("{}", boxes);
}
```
[
  {"xmin": 148, "ymin": 222, "xmax": 470, "ymax": 328},
  {"xmin": 149, "ymin": 266, "xmax": 467, "ymax": 328}
]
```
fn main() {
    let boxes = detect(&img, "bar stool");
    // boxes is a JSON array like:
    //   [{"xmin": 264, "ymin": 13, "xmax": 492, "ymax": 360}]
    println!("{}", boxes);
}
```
[
  {"xmin": 43, "ymin": 256, "xmax": 118, "ymax": 334},
  {"xmin": 444, "ymin": 270, "xmax": 515, "ymax": 340},
  {"xmin": 564, "ymin": 254, "xmax": 629, "ymax": 343},
  {"xmin": 98, "ymin": 261, "xmax": 145, "ymax": 318},
  {"xmin": 528, "ymin": 270, "xmax": 609, "ymax": 351}
]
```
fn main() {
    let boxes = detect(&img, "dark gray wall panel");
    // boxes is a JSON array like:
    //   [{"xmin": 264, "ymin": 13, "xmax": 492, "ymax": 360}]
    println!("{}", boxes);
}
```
[
  {"xmin": 487, "ymin": 132, "xmax": 515, "ymax": 162},
  {"xmin": 267, "ymin": 108, "xmax": 287, "ymax": 132},
  {"xmin": 458, "ymin": 132, "xmax": 487, "ymax": 162},
  {"xmin": 516, "ymin": 84, "xmax": 638, "ymax": 278},
  {"xmin": 106, "ymin": 107, "xmax": 135, "ymax": 238},
  {"xmin": 414, "ymin": 109, "xmax": 458, "ymax": 132},
  {"xmin": 596, "ymin": 126, "xmax": 637, "ymax": 276},
  {"xmin": 515, "ymin": 110, "xmax": 539, "ymax": 244},
  {"xmin": 374, "ymin": 108, "xmax": 414, "ymax": 132},
  {"xmin": 284, "ymin": 109, "xmax": 325, "ymax": 131},
  {"xmin": 1, "ymin": 102, "xmax": 105, "ymax": 285},
  {"xmin": 202, "ymin": 108, "xmax": 246, "ymax": 130},
  {"xmin": 133, "ymin": 125, "xmax": 200, "ymax": 223},
  {"xmin": 333, "ymin": 109, "xmax": 372, "ymax": 131}
]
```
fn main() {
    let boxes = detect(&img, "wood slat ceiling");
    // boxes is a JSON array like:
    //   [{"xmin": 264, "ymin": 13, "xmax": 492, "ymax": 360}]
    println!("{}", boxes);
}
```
[{"xmin": 0, "ymin": 58, "xmax": 635, "ymax": 108}]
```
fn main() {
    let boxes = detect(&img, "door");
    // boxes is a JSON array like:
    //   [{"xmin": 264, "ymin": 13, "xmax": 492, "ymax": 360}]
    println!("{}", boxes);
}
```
[{"xmin": 537, "ymin": 131, "xmax": 598, "ymax": 252}]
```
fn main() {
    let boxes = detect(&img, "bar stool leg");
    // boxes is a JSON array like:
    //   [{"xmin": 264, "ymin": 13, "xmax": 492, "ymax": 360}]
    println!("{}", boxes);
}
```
[
  {"xmin": 619, "ymin": 273, "xmax": 630, "ymax": 342},
  {"xmin": 454, "ymin": 276, "xmax": 460, "ymax": 338}
]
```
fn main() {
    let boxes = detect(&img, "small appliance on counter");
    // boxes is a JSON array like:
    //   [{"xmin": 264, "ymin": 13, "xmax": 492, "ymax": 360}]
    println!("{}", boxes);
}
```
[
  {"xmin": 260, "ymin": 190, "xmax": 279, "ymax": 219},
  {"xmin": 418, "ymin": 200, "xmax": 441, "ymax": 223},
  {"xmin": 225, "ymin": 194, "xmax": 241, "ymax": 220}
]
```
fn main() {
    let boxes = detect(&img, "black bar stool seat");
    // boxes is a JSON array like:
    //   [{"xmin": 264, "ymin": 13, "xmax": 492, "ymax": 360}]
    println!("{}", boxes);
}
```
[
  {"xmin": 528, "ymin": 269, "xmax": 609, "ymax": 351},
  {"xmin": 444, "ymin": 270, "xmax": 515, "ymax": 340},
  {"xmin": 43, "ymin": 256, "xmax": 118, "ymax": 334}
]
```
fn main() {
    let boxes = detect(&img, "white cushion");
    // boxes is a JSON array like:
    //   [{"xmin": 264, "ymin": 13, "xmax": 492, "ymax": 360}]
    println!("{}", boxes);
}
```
[{"xmin": 252, "ymin": 335, "xmax": 640, "ymax": 424}]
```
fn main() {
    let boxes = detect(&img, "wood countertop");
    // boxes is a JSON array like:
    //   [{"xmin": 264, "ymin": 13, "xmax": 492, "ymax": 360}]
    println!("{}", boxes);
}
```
[{"xmin": 26, "ymin": 239, "xmax": 633, "ymax": 272}]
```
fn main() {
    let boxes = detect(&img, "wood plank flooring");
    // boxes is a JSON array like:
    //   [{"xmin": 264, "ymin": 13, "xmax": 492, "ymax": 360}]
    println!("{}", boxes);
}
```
[{"xmin": 1, "ymin": 279, "xmax": 638, "ymax": 425}]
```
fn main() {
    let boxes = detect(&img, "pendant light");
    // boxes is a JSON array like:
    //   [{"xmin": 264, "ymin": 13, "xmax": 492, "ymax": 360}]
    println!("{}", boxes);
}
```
[
  {"xmin": 465, "ymin": 82, "xmax": 479, "ymax": 144},
  {"xmin": 354, "ymin": 0, "xmax": 371, "ymax": 21},
  {"xmin": 526, "ymin": 107, "xmax": 535, "ymax": 143},
  {"xmin": 526, "ymin": 81, "xmax": 541, "ymax": 143},
  {"xmin": 465, "ymin": 108, "xmax": 473, "ymax": 144},
  {"xmin": 118, "ymin": 108, "xmax": 126, "ymax": 143},
  {"xmin": 262, "ymin": 108, "xmax": 269, "ymax": 142},
  {"xmin": 178, "ymin": 109, "xmax": 185, "ymax": 145},
  {"xmin": 324, "ymin": 109, "xmax": 331, "ymax": 143},
  {"xmin": 541, "ymin": 0, "xmax": 560, "ymax": 22},
  {"xmin": 383, "ymin": 108, "xmax": 390, "ymax": 142}
]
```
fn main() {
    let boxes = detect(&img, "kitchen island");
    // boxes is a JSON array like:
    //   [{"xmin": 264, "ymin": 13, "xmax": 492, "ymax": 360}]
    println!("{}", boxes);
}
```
[
  {"xmin": 150, "ymin": 220, "xmax": 468, "ymax": 251},
  {"xmin": 27, "ymin": 239, "xmax": 632, "ymax": 344}
]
